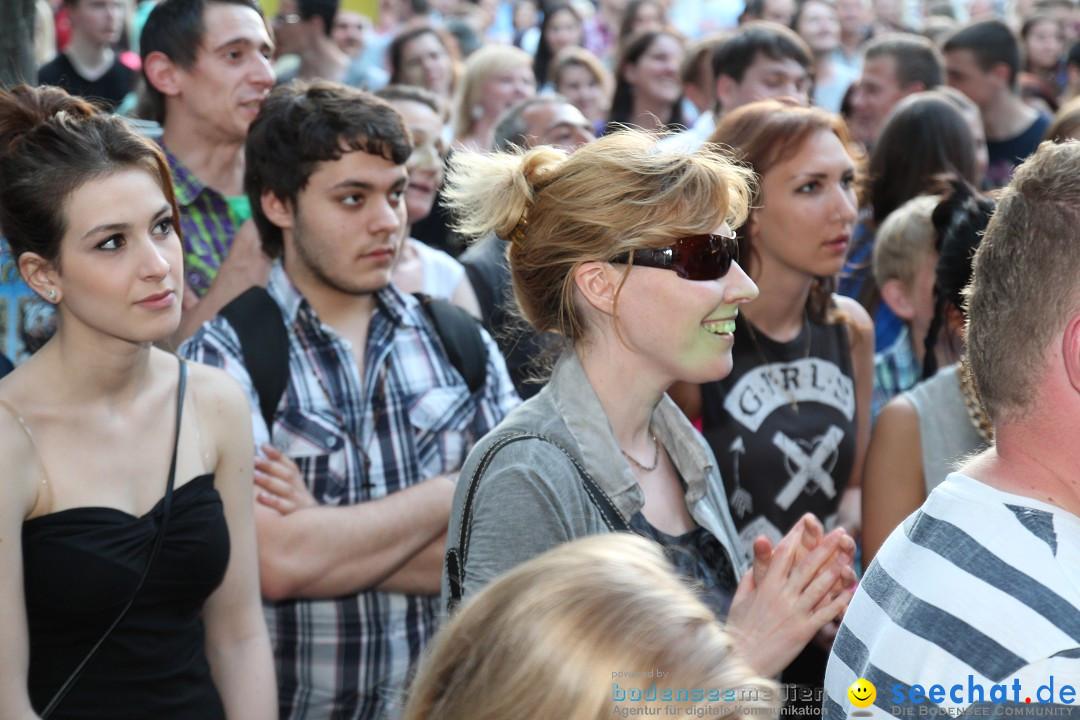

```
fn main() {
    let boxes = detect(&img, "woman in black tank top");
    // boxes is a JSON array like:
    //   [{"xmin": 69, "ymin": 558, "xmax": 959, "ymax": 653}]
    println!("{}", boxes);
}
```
[
  {"xmin": 0, "ymin": 85, "xmax": 275, "ymax": 719},
  {"xmin": 671, "ymin": 100, "xmax": 875, "ymax": 696}
]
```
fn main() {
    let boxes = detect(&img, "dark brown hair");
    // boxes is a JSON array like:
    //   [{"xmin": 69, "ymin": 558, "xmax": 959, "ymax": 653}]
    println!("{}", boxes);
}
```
[
  {"xmin": 608, "ymin": 29, "xmax": 686, "ymax": 131},
  {"xmin": 869, "ymin": 91, "xmax": 978, "ymax": 226},
  {"xmin": 244, "ymin": 81, "xmax": 412, "ymax": 259},
  {"xmin": 0, "ymin": 84, "xmax": 181, "ymax": 265},
  {"xmin": 534, "ymin": 4, "xmax": 583, "ymax": 87}
]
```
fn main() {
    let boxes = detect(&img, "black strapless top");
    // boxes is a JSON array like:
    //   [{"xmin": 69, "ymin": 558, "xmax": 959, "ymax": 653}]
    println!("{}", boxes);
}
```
[{"xmin": 23, "ymin": 474, "xmax": 230, "ymax": 719}]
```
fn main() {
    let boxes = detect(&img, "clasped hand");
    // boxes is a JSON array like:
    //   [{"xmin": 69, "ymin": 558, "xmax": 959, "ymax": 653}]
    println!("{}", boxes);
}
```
[{"xmin": 726, "ymin": 513, "xmax": 856, "ymax": 677}]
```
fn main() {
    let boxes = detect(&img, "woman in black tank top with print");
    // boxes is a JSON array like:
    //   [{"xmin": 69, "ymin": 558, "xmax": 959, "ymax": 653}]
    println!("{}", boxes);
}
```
[{"xmin": 670, "ymin": 100, "xmax": 875, "ymax": 696}]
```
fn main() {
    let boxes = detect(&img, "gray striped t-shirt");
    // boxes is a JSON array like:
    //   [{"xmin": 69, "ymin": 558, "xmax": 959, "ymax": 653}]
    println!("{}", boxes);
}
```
[{"xmin": 824, "ymin": 473, "xmax": 1080, "ymax": 718}]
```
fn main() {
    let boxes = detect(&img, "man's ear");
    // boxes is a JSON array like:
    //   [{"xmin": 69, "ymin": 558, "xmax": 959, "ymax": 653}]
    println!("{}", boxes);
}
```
[
  {"xmin": 880, "ymin": 277, "xmax": 916, "ymax": 321},
  {"xmin": 1062, "ymin": 313, "xmax": 1080, "ymax": 395},
  {"xmin": 261, "ymin": 190, "xmax": 294, "ymax": 231},
  {"xmin": 990, "ymin": 61, "xmax": 1012, "ymax": 89},
  {"xmin": 18, "ymin": 252, "xmax": 60, "ymax": 304},
  {"xmin": 573, "ymin": 261, "xmax": 620, "ymax": 316},
  {"xmin": 143, "ymin": 50, "xmax": 182, "ymax": 97},
  {"xmin": 902, "ymin": 80, "xmax": 928, "ymax": 96}
]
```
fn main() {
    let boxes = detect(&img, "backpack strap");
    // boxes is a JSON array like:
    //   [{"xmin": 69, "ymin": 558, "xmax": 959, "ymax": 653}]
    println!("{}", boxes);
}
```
[
  {"xmin": 217, "ymin": 289, "xmax": 484, "ymax": 431},
  {"xmin": 444, "ymin": 431, "xmax": 629, "ymax": 612},
  {"xmin": 413, "ymin": 294, "xmax": 487, "ymax": 394},
  {"xmin": 218, "ymin": 286, "xmax": 289, "ymax": 432}
]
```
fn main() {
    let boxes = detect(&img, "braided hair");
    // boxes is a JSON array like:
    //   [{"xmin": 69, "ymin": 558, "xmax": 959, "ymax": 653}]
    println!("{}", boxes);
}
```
[{"xmin": 921, "ymin": 178, "xmax": 996, "ymax": 379}]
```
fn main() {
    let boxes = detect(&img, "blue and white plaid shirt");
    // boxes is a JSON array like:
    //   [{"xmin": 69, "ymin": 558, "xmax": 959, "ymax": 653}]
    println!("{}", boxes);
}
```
[{"xmin": 181, "ymin": 266, "xmax": 519, "ymax": 719}]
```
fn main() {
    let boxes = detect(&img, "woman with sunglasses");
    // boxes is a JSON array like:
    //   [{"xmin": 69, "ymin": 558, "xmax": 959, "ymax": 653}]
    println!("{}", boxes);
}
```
[
  {"xmin": 671, "ymin": 100, "xmax": 873, "ymax": 692},
  {"xmin": 438, "ymin": 129, "xmax": 856, "ymax": 678}
]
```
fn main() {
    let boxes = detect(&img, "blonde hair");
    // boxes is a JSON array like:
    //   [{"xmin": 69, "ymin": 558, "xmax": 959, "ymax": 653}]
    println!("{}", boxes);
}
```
[
  {"xmin": 401, "ymin": 535, "xmax": 777, "ymax": 720},
  {"xmin": 965, "ymin": 140, "xmax": 1080, "ymax": 422},
  {"xmin": 442, "ymin": 129, "xmax": 754, "ymax": 343},
  {"xmin": 452, "ymin": 44, "xmax": 535, "ymax": 141},
  {"xmin": 872, "ymin": 194, "xmax": 940, "ymax": 289},
  {"xmin": 551, "ymin": 45, "xmax": 614, "ymax": 114},
  {"xmin": 1045, "ymin": 95, "xmax": 1080, "ymax": 142}
]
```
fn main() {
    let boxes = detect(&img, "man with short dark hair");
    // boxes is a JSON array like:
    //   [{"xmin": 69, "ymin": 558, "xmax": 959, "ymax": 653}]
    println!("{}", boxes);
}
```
[
  {"xmin": 141, "ymin": 0, "xmax": 276, "ymax": 340},
  {"xmin": 181, "ymin": 80, "xmax": 517, "ymax": 720},
  {"xmin": 944, "ymin": 19, "xmax": 1050, "ymax": 188},
  {"xmin": 850, "ymin": 33, "xmax": 943, "ymax": 145},
  {"xmin": 661, "ymin": 21, "xmax": 812, "ymax": 152},
  {"xmin": 38, "ymin": 0, "xmax": 137, "ymax": 110},
  {"xmin": 823, "ymin": 140, "xmax": 1080, "ymax": 719}
]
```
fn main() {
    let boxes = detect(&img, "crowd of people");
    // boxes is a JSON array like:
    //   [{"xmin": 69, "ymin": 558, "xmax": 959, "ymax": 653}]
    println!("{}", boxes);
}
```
[{"xmin": 2, "ymin": 0, "xmax": 1080, "ymax": 718}]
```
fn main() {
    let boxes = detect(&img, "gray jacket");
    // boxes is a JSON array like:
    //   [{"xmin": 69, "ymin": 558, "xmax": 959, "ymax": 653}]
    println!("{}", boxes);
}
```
[{"xmin": 441, "ymin": 351, "xmax": 749, "ymax": 611}]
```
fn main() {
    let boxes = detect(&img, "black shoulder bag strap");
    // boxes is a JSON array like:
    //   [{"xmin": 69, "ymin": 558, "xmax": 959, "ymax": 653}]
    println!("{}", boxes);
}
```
[
  {"xmin": 219, "ymin": 286, "xmax": 289, "ymax": 432},
  {"xmin": 444, "ymin": 432, "xmax": 630, "ymax": 612},
  {"xmin": 413, "ymin": 294, "xmax": 487, "ymax": 394},
  {"xmin": 41, "ymin": 358, "xmax": 188, "ymax": 718}
]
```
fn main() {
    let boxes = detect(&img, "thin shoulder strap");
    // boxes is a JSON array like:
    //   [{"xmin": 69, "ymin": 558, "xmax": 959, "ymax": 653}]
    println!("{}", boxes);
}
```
[
  {"xmin": 40, "ymin": 358, "xmax": 187, "ymax": 718},
  {"xmin": 0, "ymin": 398, "xmax": 51, "ymax": 487},
  {"xmin": 444, "ymin": 431, "xmax": 629, "ymax": 612}
]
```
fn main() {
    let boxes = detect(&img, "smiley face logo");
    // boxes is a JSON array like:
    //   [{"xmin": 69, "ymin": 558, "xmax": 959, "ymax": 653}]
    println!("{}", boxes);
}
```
[{"xmin": 848, "ymin": 678, "xmax": 876, "ymax": 708}]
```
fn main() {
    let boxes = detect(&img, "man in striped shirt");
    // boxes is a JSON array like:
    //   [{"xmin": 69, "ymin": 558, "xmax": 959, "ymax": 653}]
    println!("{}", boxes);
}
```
[
  {"xmin": 181, "ymin": 82, "xmax": 518, "ymax": 719},
  {"xmin": 824, "ymin": 141, "xmax": 1080, "ymax": 718},
  {"xmin": 141, "ymin": 0, "xmax": 277, "ymax": 341}
]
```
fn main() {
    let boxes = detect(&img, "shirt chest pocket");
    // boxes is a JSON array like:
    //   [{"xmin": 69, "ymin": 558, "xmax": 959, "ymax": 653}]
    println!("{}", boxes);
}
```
[
  {"xmin": 274, "ymin": 408, "xmax": 351, "ymax": 504},
  {"xmin": 408, "ymin": 385, "xmax": 472, "ymax": 476}
]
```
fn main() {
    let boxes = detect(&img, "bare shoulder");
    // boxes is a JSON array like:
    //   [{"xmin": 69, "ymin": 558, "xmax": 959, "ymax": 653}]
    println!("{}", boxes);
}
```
[
  {"xmin": 175, "ymin": 356, "xmax": 254, "ymax": 483},
  {"xmin": 0, "ymin": 384, "xmax": 43, "ymax": 518},
  {"xmin": 832, "ymin": 294, "xmax": 874, "ymax": 351},
  {"xmin": 180, "ymin": 356, "xmax": 250, "ymax": 419},
  {"xmin": 831, "ymin": 294, "xmax": 873, "ymax": 331},
  {"xmin": 874, "ymin": 394, "xmax": 919, "ymax": 439}
]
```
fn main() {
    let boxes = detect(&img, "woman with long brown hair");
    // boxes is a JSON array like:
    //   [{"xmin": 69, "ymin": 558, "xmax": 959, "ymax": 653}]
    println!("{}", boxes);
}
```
[{"xmin": 671, "ymin": 99, "xmax": 873, "ymax": 691}]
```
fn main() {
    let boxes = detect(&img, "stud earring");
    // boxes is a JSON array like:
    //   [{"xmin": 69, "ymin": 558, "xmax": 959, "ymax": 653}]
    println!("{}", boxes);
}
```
[{"xmin": 46, "ymin": 289, "xmax": 57, "ymax": 301}]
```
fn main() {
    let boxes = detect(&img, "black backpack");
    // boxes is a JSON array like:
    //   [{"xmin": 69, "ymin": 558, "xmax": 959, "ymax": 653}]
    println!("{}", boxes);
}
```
[{"xmin": 218, "ymin": 286, "xmax": 488, "ymax": 431}]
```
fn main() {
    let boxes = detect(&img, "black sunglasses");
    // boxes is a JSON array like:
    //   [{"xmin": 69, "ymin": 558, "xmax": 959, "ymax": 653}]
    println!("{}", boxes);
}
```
[{"xmin": 609, "ymin": 232, "xmax": 739, "ymax": 281}]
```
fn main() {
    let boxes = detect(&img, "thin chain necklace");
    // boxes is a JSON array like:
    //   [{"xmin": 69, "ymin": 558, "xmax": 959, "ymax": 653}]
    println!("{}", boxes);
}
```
[
  {"xmin": 957, "ymin": 356, "xmax": 994, "ymax": 444},
  {"xmin": 742, "ymin": 310, "xmax": 812, "ymax": 414},
  {"xmin": 621, "ymin": 430, "xmax": 660, "ymax": 472}
]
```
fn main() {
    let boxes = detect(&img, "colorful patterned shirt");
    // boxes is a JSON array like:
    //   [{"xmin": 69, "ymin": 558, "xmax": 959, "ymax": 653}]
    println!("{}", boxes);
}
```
[
  {"xmin": 162, "ymin": 145, "xmax": 251, "ymax": 298},
  {"xmin": 179, "ymin": 266, "xmax": 519, "ymax": 720}
]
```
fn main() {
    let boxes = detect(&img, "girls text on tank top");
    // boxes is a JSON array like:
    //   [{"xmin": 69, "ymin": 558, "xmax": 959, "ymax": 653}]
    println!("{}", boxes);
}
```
[{"xmin": 700, "ymin": 313, "xmax": 856, "ymax": 555}]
